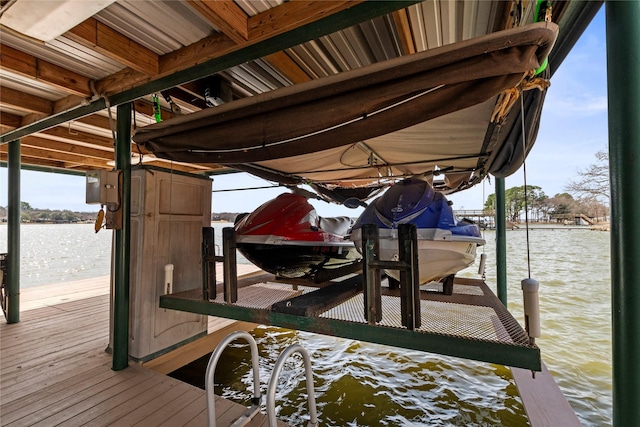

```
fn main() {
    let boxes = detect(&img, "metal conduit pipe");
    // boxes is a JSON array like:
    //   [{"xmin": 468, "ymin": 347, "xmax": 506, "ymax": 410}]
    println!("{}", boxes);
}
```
[
  {"xmin": 266, "ymin": 344, "xmax": 318, "ymax": 427},
  {"xmin": 205, "ymin": 331, "xmax": 262, "ymax": 427}
]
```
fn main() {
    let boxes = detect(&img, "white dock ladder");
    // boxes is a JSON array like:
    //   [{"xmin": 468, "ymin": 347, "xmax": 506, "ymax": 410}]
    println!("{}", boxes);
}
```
[
  {"xmin": 205, "ymin": 331, "xmax": 262, "ymax": 427},
  {"xmin": 266, "ymin": 344, "xmax": 318, "ymax": 427}
]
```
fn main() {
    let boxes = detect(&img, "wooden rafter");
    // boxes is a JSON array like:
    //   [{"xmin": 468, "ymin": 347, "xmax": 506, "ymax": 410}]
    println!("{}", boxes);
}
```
[
  {"xmin": 1, "ymin": 0, "xmax": 374, "ymax": 136},
  {"xmin": 73, "ymin": 114, "xmax": 113, "ymax": 130},
  {"xmin": 263, "ymin": 51, "xmax": 312, "ymax": 84},
  {"xmin": 188, "ymin": 0, "xmax": 249, "ymax": 43},
  {"xmin": 392, "ymin": 9, "xmax": 416, "ymax": 55},
  {"xmin": 0, "ymin": 44, "xmax": 92, "ymax": 97},
  {"xmin": 37, "ymin": 127, "xmax": 114, "ymax": 150},
  {"xmin": 0, "ymin": 112, "xmax": 22, "ymax": 128},
  {"xmin": 98, "ymin": 1, "xmax": 363, "ymax": 96},
  {"xmin": 20, "ymin": 135, "xmax": 114, "ymax": 160},
  {"xmin": 66, "ymin": 18, "xmax": 159, "ymax": 76},
  {"xmin": 0, "ymin": 152, "xmax": 68, "ymax": 169},
  {"xmin": 0, "ymin": 86, "xmax": 53, "ymax": 115},
  {"xmin": 0, "ymin": 143, "xmax": 111, "ymax": 168},
  {"xmin": 0, "ymin": 0, "xmax": 420, "ymax": 176}
]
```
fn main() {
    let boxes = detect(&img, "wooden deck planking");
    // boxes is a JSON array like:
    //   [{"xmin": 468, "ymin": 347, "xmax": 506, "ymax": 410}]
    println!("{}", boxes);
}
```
[
  {"xmin": 45, "ymin": 374, "xmax": 173, "ymax": 427},
  {"xmin": 0, "ymin": 270, "xmax": 288, "ymax": 427},
  {"xmin": 511, "ymin": 363, "xmax": 582, "ymax": 427},
  {"xmin": 112, "ymin": 380, "xmax": 199, "ymax": 426},
  {"xmin": 1, "ymin": 345, "xmax": 111, "ymax": 400},
  {"xmin": 2, "ymin": 268, "xmax": 579, "ymax": 426},
  {"xmin": 1, "ymin": 363, "xmax": 119, "ymax": 425},
  {"xmin": 17, "ymin": 276, "xmax": 111, "ymax": 311}
]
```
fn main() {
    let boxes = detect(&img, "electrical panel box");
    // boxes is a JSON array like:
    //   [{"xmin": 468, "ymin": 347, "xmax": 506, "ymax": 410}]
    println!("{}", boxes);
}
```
[{"xmin": 86, "ymin": 170, "xmax": 119, "ymax": 205}]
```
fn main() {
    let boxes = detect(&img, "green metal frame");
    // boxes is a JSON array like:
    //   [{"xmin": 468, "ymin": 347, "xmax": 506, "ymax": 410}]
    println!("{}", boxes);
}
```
[
  {"xmin": 0, "ymin": 1, "xmax": 421, "ymax": 144},
  {"xmin": 6, "ymin": 140, "xmax": 21, "ymax": 324},
  {"xmin": 112, "ymin": 102, "xmax": 132, "ymax": 371},
  {"xmin": 159, "ymin": 294, "xmax": 541, "ymax": 371},
  {"xmin": 607, "ymin": 1, "xmax": 640, "ymax": 425},
  {"xmin": 495, "ymin": 177, "xmax": 508, "ymax": 305}
]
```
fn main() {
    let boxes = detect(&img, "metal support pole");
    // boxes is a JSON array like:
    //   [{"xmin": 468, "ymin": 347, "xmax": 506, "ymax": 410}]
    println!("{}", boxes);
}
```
[
  {"xmin": 362, "ymin": 224, "xmax": 382, "ymax": 324},
  {"xmin": 6, "ymin": 139, "xmax": 21, "ymax": 324},
  {"xmin": 495, "ymin": 177, "xmax": 508, "ymax": 305},
  {"xmin": 399, "ymin": 224, "xmax": 420, "ymax": 330},
  {"xmin": 222, "ymin": 227, "xmax": 237, "ymax": 303},
  {"xmin": 202, "ymin": 227, "xmax": 216, "ymax": 300},
  {"xmin": 606, "ymin": 2, "xmax": 640, "ymax": 425},
  {"xmin": 112, "ymin": 102, "xmax": 132, "ymax": 371}
]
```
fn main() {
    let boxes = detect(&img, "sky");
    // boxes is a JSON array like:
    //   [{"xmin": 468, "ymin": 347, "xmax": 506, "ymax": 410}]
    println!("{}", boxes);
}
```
[{"xmin": 0, "ymin": 8, "xmax": 608, "ymax": 218}]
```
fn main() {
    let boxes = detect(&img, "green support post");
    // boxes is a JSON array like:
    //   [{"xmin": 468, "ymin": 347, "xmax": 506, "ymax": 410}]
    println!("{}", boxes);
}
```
[
  {"xmin": 112, "ymin": 103, "xmax": 132, "ymax": 371},
  {"xmin": 606, "ymin": 2, "xmax": 640, "ymax": 425},
  {"xmin": 495, "ymin": 177, "xmax": 507, "ymax": 306},
  {"xmin": 6, "ymin": 140, "xmax": 21, "ymax": 324}
]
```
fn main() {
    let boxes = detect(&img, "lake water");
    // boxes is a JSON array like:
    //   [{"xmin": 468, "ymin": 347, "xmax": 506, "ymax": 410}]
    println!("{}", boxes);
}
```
[{"xmin": 0, "ymin": 223, "xmax": 611, "ymax": 426}]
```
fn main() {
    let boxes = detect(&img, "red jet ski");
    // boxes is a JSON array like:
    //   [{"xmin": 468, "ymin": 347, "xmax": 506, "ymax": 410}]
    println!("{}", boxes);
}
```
[{"xmin": 234, "ymin": 192, "xmax": 361, "ymax": 279}]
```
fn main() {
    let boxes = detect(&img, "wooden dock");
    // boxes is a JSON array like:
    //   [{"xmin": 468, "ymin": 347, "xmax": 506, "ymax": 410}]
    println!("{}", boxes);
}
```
[
  {"xmin": 0, "ymin": 270, "xmax": 288, "ymax": 427},
  {"xmin": 511, "ymin": 364, "xmax": 582, "ymax": 427},
  {"xmin": 1, "ymin": 268, "xmax": 581, "ymax": 427}
]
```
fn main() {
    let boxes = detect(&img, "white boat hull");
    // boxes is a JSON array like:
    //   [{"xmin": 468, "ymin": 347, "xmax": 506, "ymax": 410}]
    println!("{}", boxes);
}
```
[{"xmin": 350, "ymin": 228, "xmax": 484, "ymax": 284}]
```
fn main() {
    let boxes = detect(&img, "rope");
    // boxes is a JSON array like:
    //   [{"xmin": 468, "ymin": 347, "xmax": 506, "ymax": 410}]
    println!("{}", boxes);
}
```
[
  {"xmin": 477, "ymin": 177, "xmax": 487, "ymax": 280},
  {"xmin": 520, "ymin": 91, "xmax": 532, "ymax": 279},
  {"xmin": 168, "ymin": 161, "xmax": 174, "ymax": 267}
]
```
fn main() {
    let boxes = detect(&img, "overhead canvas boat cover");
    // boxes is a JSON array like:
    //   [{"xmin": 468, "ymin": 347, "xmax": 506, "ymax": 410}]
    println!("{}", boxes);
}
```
[{"xmin": 134, "ymin": 22, "xmax": 558, "ymax": 194}]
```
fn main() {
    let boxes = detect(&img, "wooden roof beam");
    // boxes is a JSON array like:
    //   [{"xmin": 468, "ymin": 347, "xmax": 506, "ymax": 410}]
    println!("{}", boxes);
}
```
[
  {"xmin": 0, "ymin": 112, "xmax": 22, "ymax": 129},
  {"xmin": 105, "ymin": 1, "xmax": 364, "ymax": 95},
  {"xmin": 392, "ymin": 9, "xmax": 416, "ymax": 55},
  {"xmin": 0, "ymin": 86, "xmax": 53, "ymax": 115},
  {"xmin": 263, "ymin": 51, "xmax": 312, "ymax": 84},
  {"xmin": 2, "ymin": 1, "xmax": 420, "ymax": 143},
  {"xmin": 37, "ymin": 126, "xmax": 114, "ymax": 150},
  {"xmin": 73, "ymin": 114, "xmax": 112, "ymax": 130},
  {"xmin": 3, "ymin": 120, "xmax": 120, "ymax": 153},
  {"xmin": 187, "ymin": 1, "xmax": 345, "ymax": 85},
  {"xmin": 0, "ymin": 152, "xmax": 68, "ymax": 169},
  {"xmin": 247, "ymin": 1, "xmax": 365, "ymax": 39},
  {"xmin": 161, "ymin": 87, "xmax": 207, "ymax": 110},
  {"xmin": 66, "ymin": 18, "xmax": 159, "ymax": 76},
  {"xmin": 0, "ymin": 44, "xmax": 92, "ymax": 97},
  {"xmin": 20, "ymin": 135, "xmax": 114, "ymax": 161},
  {"xmin": 188, "ymin": 0, "xmax": 249, "ymax": 43},
  {"xmin": 1, "ymin": 122, "xmax": 114, "ymax": 160},
  {"xmin": 0, "ymin": 143, "xmax": 111, "ymax": 168},
  {"xmin": 2, "ymin": 121, "xmax": 213, "ymax": 173}
]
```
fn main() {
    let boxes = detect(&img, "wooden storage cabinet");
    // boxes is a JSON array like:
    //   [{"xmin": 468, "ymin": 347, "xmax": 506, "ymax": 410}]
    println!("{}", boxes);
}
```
[{"xmin": 112, "ymin": 167, "xmax": 211, "ymax": 361}]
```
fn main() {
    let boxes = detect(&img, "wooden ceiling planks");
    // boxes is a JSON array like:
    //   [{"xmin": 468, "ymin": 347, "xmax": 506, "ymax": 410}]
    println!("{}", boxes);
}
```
[{"xmin": 0, "ymin": 0, "xmax": 421, "ymax": 177}]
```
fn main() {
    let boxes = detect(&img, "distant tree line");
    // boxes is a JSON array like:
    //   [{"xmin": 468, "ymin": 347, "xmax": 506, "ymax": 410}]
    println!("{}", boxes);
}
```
[
  {"xmin": 211, "ymin": 212, "xmax": 243, "ymax": 223},
  {"xmin": 0, "ymin": 202, "xmax": 97, "ymax": 223},
  {"xmin": 483, "ymin": 186, "xmax": 608, "ymax": 222},
  {"xmin": 483, "ymin": 151, "xmax": 610, "ymax": 222}
]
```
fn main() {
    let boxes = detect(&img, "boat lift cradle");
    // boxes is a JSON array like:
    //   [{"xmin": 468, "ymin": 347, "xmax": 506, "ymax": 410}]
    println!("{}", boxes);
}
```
[{"xmin": 160, "ymin": 224, "xmax": 541, "ymax": 371}]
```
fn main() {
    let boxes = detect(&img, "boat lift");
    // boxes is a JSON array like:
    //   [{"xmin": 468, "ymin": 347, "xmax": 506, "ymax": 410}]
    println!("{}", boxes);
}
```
[{"xmin": 160, "ymin": 223, "xmax": 541, "ymax": 371}]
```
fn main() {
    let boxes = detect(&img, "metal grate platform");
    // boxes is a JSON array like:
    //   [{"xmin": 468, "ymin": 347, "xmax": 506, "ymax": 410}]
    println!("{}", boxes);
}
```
[{"xmin": 161, "ymin": 275, "xmax": 540, "ymax": 370}]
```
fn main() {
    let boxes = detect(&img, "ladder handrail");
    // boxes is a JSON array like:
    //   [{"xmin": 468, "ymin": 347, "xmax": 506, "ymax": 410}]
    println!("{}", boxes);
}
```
[
  {"xmin": 205, "ymin": 331, "xmax": 262, "ymax": 427},
  {"xmin": 266, "ymin": 344, "xmax": 318, "ymax": 427}
]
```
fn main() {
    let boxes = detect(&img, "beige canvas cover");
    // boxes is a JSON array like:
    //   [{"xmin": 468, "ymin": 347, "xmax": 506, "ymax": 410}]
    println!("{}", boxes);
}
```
[{"xmin": 134, "ymin": 23, "xmax": 558, "ymax": 196}]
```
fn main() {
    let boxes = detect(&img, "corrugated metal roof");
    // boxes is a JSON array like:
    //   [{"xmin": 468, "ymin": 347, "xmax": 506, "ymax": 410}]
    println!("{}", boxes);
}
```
[
  {"xmin": 0, "ymin": 0, "xmax": 601, "ymax": 192},
  {"xmin": 97, "ymin": 1, "xmax": 215, "ymax": 53},
  {"xmin": 0, "ymin": 69, "xmax": 70, "ymax": 100}
]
